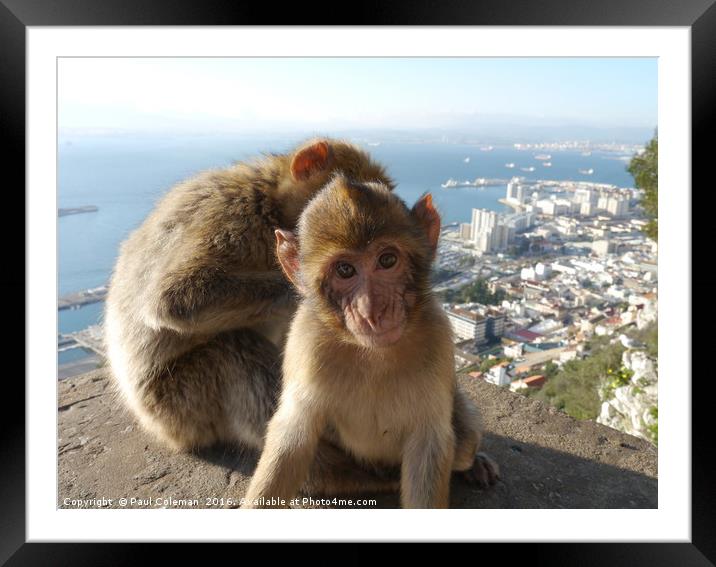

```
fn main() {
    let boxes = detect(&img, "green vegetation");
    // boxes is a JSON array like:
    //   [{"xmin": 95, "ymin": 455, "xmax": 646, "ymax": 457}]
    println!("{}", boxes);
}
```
[
  {"xmin": 534, "ymin": 342, "xmax": 625, "ymax": 420},
  {"xmin": 603, "ymin": 366, "xmax": 634, "ymax": 398},
  {"xmin": 531, "ymin": 322, "xmax": 657, "ymax": 421},
  {"xmin": 439, "ymin": 278, "xmax": 506, "ymax": 305},
  {"xmin": 628, "ymin": 132, "xmax": 658, "ymax": 241},
  {"xmin": 543, "ymin": 361, "xmax": 559, "ymax": 380}
]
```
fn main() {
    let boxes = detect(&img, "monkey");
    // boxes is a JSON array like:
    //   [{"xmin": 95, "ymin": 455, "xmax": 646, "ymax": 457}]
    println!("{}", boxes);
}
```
[
  {"xmin": 243, "ymin": 176, "xmax": 500, "ymax": 509},
  {"xmin": 104, "ymin": 139, "xmax": 395, "ymax": 457}
]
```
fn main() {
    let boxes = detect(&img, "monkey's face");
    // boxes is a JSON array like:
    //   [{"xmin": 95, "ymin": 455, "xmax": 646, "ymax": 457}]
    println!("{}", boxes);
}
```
[
  {"xmin": 324, "ymin": 240, "xmax": 416, "ymax": 349},
  {"xmin": 276, "ymin": 178, "xmax": 440, "ymax": 350}
]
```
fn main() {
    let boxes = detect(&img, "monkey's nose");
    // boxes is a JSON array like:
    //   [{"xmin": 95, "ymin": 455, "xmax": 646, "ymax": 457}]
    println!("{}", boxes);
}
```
[
  {"xmin": 363, "ymin": 308, "xmax": 388, "ymax": 333},
  {"xmin": 354, "ymin": 293, "xmax": 388, "ymax": 332}
]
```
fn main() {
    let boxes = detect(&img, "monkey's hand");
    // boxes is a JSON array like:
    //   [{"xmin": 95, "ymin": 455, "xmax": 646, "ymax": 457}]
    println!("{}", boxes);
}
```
[{"xmin": 462, "ymin": 452, "xmax": 500, "ymax": 488}]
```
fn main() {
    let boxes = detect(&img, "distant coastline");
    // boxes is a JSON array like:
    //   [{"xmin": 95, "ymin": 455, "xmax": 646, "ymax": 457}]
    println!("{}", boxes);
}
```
[{"xmin": 59, "ymin": 205, "xmax": 98, "ymax": 217}]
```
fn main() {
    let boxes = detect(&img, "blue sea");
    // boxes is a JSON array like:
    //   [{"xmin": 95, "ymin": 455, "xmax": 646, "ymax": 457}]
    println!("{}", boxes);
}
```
[{"xmin": 58, "ymin": 134, "xmax": 635, "ymax": 361}]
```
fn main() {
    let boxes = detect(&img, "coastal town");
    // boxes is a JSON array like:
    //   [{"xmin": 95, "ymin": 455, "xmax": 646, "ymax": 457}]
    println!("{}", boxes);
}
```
[
  {"xmin": 433, "ymin": 173, "xmax": 658, "ymax": 441},
  {"xmin": 437, "ymin": 175, "xmax": 656, "ymax": 370}
]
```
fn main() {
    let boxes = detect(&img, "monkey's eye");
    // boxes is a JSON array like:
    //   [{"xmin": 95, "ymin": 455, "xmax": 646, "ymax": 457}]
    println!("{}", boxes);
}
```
[
  {"xmin": 378, "ymin": 252, "xmax": 397, "ymax": 269},
  {"xmin": 335, "ymin": 262, "xmax": 356, "ymax": 279}
]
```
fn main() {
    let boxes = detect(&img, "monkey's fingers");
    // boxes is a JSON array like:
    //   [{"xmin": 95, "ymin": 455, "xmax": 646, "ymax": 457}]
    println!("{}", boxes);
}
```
[{"xmin": 462, "ymin": 452, "xmax": 500, "ymax": 488}]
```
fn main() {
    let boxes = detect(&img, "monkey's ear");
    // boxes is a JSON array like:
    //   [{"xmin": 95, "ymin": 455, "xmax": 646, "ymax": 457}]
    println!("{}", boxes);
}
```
[
  {"xmin": 290, "ymin": 140, "xmax": 333, "ymax": 181},
  {"xmin": 412, "ymin": 193, "xmax": 441, "ymax": 255},
  {"xmin": 275, "ymin": 229, "xmax": 303, "ymax": 290}
]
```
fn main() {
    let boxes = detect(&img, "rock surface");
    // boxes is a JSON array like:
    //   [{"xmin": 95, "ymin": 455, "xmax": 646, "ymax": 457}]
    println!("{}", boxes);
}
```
[
  {"xmin": 597, "ymin": 349, "xmax": 658, "ymax": 444},
  {"xmin": 58, "ymin": 369, "xmax": 657, "ymax": 509}
]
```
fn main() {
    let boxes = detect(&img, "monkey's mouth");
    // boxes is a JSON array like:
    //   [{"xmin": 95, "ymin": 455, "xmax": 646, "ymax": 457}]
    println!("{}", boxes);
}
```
[{"xmin": 351, "ymin": 325, "xmax": 404, "ymax": 348}]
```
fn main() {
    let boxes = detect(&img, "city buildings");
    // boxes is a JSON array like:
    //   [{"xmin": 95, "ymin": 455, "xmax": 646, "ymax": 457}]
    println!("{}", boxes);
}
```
[
  {"xmin": 445, "ymin": 304, "xmax": 506, "ymax": 346},
  {"xmin": 439, "ymin": 180, "xmax": 656, "ymax": 391},
  {"xmin": 426, "ymin": 166, "xmax": 654, "ymax": 393}
]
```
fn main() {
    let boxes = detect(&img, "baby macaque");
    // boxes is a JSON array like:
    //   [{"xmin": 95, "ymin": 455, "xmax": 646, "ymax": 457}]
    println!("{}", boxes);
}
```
[
  {"xmin": 244, "ymin": 177, "xmax": 499, "ymax": 508},
  {"xmin": 104, "ymin": 139, "xmax": 393, "ymax": 453}
]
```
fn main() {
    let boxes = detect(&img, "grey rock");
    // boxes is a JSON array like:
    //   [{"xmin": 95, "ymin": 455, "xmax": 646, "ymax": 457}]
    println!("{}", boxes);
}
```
[{"xmin": 58, "ymin": 369, "xmax": 657, "ymax": 509}]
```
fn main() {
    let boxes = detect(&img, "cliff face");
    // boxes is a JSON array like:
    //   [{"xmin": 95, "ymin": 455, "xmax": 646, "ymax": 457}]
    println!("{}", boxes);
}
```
[
  {"xmin": 58, "ymin": 369, "xmax": 657, "ymax": 509},
  {"xmin": 636, "ymin": 298, "xmax": 658, "ymax": 330},
  {"xmin": 597, "ymin": 349, "xmax": 658, "ymax": 445}
]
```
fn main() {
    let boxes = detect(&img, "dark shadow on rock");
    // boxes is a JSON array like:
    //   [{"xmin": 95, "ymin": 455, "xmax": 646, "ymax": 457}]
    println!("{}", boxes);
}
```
[
  {"xmin": 448, "ymin": 432, "xmax": 656, "ymax": 509},
  {"xmin": 189, "ymin": 431, "xmax": 656, "ymax": 509},
  {"xmin": 192, "ymin": 442, "xmax": 260, "ymax": 478}
]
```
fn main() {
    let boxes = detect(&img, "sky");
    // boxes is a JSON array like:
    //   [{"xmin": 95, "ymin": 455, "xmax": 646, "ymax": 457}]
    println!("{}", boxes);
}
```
[{"xmin": 58, "ymin": 58, "xmax": 657, "ymax": 136}]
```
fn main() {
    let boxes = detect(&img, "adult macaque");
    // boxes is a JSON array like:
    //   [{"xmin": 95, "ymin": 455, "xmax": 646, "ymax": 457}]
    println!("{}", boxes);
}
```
[
  {"xmin": 244, "ymin": 177, "xmax": 499, "ymax": 509},
  {"xmin": 105, "ymin": 139, "xmax": 393, "ymax": 453}
]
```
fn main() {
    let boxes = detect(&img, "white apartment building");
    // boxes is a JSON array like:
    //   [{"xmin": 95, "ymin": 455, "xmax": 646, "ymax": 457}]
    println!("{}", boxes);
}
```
[
  {"xmin": 580, "ymin": 201, "xmax": 596, "ymax": 216},
  {"xmin": 485, "ymin": 363, "xmax": 512, "ymax": 387},
  {"xmin": 592, "ymin": 239, "xmax": 614, "ymax": 256},
  {"xmin": 446, "ymin": 307, "xmax": 488, "ymax": 343},
  {"xmin": 506, "ymin": 179, "xmax": 527, "ymax": 204},
  {"xmin": 472, "ymin": 208, "xmax": 499, "ymax": 236},
  {"xmin": 572, "ymin": 259, "xmax": 606, "ymax": 272},
  {"xmin": 445, "ymin": 304, "xmax": 506, "ymax": 345},
  {"xmin": 467, "ymin": 208, "xmax": 514, "ymax": 254},
  {"xmin": 535, "ymin": 262, "xmax": 552, "ymax": 279},
  {"xmin": 551, "ymin": 261, "xmax": 577, "ymax": 275},
  {"xmin": 606, "ymin": 196, "xmax": 629, "ymax": 217},
  {"xmin": 536, "ymin": 198, "xmax": 571, "ymax": 216},
  {"xmin": 503, "ymin": 341, "xmax": 524, "ymax": 359},
  {"xmin": 574, "ymin": 188, "xmax": 596, "ymax": 204},
  {"xmin": 505, "ymin": 211, "xmax": 535, "ymax": 232}
]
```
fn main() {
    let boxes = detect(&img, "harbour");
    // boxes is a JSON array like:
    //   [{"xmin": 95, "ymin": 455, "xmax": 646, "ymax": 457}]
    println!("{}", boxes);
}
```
[{"xmin": 58, "ymin": 285, "xmax": 108, "ymax": 310}]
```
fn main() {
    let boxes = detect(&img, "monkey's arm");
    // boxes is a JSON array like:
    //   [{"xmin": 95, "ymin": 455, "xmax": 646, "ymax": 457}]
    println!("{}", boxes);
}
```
[
  {"xmin": 400, "ymin": 425, "xmax": 456, "ymax": 509},
  {"xmin": 149, "ymin": 264, "xmax": 295, "ymax": 335},
  {"xmin": 243, "ymin": 385, "xmax": 324, "ymax": 508}
]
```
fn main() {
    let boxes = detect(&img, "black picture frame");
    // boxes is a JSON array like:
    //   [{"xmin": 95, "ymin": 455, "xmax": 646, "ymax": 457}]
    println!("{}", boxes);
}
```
[{"xmin": 6, "ymin": 0, "xmax": 709, "ymax": 562}]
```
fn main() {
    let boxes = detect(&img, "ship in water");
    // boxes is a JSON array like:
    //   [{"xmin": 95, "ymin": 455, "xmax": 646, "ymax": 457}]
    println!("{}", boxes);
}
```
[
  {"xmin": 579, "ymin": 168, "xmax": 594, "ymax": 175},
  {"xmin": 464, "ymin": 157, "xmax": 471, "ymax": 163},
  {"xmin": 542, "ymin": 162, "xmax": 552, "ymax": 167},
  {"xmin": 480, "ymin": 145, "xmax": 494, "ymax": 151},
  {"xmin": 505, "ymin": 163, "xmax": 515, "ymax": 168},
  {"xmin": 534, "ymin": 154, "xmax": 551, "ymax": 160},
  {"xmin": 520, "ymin": 166, "xmax": 536, "ymax": 172},
  {"xmin": 581, "ymin": 150, "xmax": 592, "ymax": 156},
  {"xmin": 442, "ymin": 178, "xmax": 465, "ymax": 188}
]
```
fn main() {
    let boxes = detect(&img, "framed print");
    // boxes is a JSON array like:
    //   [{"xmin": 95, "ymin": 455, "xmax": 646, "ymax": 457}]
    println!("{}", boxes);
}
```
[{"xmin": 5, "ymin": 0, "xmax": 710, "ymax": 562}]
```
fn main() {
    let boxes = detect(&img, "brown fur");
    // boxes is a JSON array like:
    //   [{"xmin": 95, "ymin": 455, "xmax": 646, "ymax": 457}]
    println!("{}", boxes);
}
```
[
  {"xmin": 244, "ymin": 179, "xmax": 499, "ymax": 509},
  {"xmin": 104, "ymin": 139, "xmax": 394, "ymax": 452}
]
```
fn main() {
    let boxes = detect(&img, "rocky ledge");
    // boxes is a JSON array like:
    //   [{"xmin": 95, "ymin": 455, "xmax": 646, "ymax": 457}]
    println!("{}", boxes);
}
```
[{"xmin": 58, "ymin": 369, "xmax": 657, "ymax": 509}]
